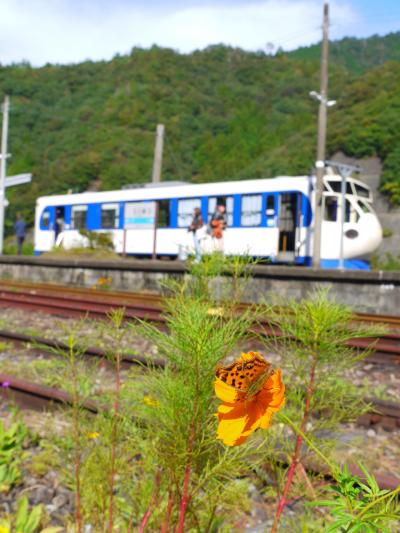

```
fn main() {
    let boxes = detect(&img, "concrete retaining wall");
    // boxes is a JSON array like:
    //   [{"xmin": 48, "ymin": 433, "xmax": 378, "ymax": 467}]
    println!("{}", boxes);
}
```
[{"xmin": 0, "ymin": 256, "xmax": 399, "ymax": 315}]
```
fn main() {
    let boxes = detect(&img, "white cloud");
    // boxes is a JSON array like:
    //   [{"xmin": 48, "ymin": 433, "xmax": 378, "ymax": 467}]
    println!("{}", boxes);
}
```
[{"xmin": 0, "ymin": 0, "xmax": 361, "ymax": 66}]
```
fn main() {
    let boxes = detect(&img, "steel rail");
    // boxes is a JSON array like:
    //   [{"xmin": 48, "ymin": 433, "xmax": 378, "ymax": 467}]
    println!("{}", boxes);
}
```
[
  {"xmin": 0, "ymin": 329, "xmax": 165, "ymax": 369},
  {"xmin": 0, "ymin": 288, "xmax": 164, "ymax": 321}
]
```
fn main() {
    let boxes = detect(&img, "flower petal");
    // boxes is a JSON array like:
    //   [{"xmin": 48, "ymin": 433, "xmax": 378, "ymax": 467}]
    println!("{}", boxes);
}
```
[
  {"xmin": 258, "ymin": 369, "xmax": 285, "ymax": 428},
  {"xmin": 216, "ymin": 396, "xmax": 263, "ymax": 446},
  {"xmin": 217, "ymin": 401, "xmax": 256, "ymax": 446},
  {"xmin": 214, "ymin": 377, "xmax": 240, "ymax": 403}
]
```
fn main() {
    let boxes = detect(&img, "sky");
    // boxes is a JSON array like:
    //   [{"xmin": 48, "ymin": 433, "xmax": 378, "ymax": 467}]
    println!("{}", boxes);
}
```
[{"xmin": 0, "ymin": 0, "xmax": 399, "ymax": 66}]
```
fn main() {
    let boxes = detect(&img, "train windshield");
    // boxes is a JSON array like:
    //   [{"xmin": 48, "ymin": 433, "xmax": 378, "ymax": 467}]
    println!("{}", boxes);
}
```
[
  {"xmin": 325, "ymin": 178, "xmax": 372, "ymax": 200},
  {"xmin": 327, "ymin": 180, "xmax": 353, "ymax": 194}
]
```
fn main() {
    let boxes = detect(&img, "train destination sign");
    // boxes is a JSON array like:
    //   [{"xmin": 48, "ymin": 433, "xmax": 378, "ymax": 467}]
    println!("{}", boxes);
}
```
[{"xmin": 124, "ymin": 201, "xmax": 156, "ymax": 229}]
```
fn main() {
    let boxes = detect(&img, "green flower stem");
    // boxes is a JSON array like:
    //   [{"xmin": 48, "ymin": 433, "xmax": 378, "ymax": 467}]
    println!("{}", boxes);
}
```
[{"xmin": 277, "ymin": 413, "xmax": 337, "ymax": 475}]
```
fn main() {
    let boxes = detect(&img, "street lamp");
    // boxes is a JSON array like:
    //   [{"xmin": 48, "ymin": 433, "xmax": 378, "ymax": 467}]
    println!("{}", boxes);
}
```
[{"xmin": 309, "ymin": 91, "xmax": 337, "ymax": 107}]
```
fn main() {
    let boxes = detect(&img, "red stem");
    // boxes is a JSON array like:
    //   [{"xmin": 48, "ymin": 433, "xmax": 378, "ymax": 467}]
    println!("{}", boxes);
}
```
[
  {"xmin": 138, "ymin": 507, "xmax": 153, "ymax": 533},
  {"xmin": 160, "ymin": 491, "xmax": 174, "ymax": 533},
  {"xmin": 271, "ymin": 359, "xmax": 317, "ymax": 533},
  {"xmin": 177, "ymin": 420, "xmax": 196, "ymax": 533},
  {"xmin": 108, "ymin": 353, "xmax": 121, "ymax": 532},
  {"xmin": 138, "ymin": 472, "xmax": 162, "ymax": 533}
]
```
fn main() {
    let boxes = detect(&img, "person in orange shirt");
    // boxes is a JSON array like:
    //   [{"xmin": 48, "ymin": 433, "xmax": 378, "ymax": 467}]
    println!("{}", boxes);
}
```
[{"xmin": 210, "ymin": 204, "xmax": 227, "ymax": 252}]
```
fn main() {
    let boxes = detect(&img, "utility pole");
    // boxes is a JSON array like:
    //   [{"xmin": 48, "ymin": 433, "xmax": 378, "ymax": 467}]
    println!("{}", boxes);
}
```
[
  {"xmin": 312, "ymin": 3, "xmax": 329, "ymax": 267},
  {"xmin": 151, "ymin": 124, "xmax": 164, "ymax": 259},
  {"xmin": 0, "ymin": 95, "xmax": 10, "ymax": 255},
  {"xmin": 152, "ymin": 123, "xmax": 165, "ymax": 183}
]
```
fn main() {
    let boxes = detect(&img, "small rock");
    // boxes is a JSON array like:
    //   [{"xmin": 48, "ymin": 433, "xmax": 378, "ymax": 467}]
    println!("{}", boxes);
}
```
[
  {"xmin": 247, "ymin": 483, "xmax": 257, "ymax": 495},
  {"xmin": 52, "ymin": 494, "xmax": 68, "ymax": 509},
  {"xmin": 0, "ymin": 502, "xmax": 10, "ymax": 514},
  {"xmin": 44, "ymin": 470, "xmax": 58, "ymax": 482},
  {"xmin": 30, "ymin": 486, "xmax": 54, "ymax": 504},
  {"xmin": 45, "ymin": 504, "xmax": 57, "ymax": 514},
  {"xmin": 367, "ymin": 429, "xmax": 376, "ymax": 438},
  {"xmin": 25, "ymin": 476, "xmax": 39, "ymax": 486}
]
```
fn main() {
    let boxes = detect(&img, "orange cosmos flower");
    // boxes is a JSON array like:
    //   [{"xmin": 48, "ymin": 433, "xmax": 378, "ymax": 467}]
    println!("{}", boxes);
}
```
[{"xmin": 214, "ymin": 351, "xmax": 285, "ymax": 446}]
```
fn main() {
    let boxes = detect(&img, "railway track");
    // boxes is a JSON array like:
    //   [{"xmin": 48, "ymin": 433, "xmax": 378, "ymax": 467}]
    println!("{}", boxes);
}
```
[
  {"xmin": 0, "ymin": 321, "xmax": 399, "ymax": 493},
  {"xmin": 0, "ymin": 328, "xmax": 399, "ymax": 429},
  {"xmin": 1, "ymin": 369, "xmax": 399, "ymax": 492},
  {"xmin": 0, "ymin": 280, "xmax": 399, "ymax": 365},
  {"xmin": 1, "ymin": 278, "xmax": 400, "ymax": 325},
  {"xmin": 0, "ymin": 280, "xmax": 399, "ymax": 426},
  {"xmin": 1, "ymin": 281, "xmax": 399, "ymax": 498}
]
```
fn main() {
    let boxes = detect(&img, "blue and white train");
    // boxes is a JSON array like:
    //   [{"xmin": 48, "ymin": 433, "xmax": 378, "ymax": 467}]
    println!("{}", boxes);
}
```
[{"xmin": 34, "ymin": 170, "xmax": 382, "ymax": 268}]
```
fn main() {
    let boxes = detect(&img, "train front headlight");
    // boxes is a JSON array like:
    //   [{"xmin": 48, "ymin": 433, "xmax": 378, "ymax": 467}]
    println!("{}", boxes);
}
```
[{"xmin": 345, "ymin": 229, "xmax": 359, "ymax": 239}]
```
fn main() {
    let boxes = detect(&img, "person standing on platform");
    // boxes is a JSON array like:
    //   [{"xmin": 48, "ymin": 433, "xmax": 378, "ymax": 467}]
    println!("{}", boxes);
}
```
[
  {"xmin": 14, "ymin": 212, "xmax": 26, "ymax": 255},
  {"xmin": 210, "ymin": 204, "xmax": 227, "ymax": 252},
  {"xmin": 188, "ymin": 207, "xmax": 204, "ymax": 260}
]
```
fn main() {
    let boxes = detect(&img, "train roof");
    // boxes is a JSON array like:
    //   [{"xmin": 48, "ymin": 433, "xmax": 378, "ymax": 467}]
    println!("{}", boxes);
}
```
[{"xmin": 36, "ymin": 176, "xmax": 312, "ymax": 206}]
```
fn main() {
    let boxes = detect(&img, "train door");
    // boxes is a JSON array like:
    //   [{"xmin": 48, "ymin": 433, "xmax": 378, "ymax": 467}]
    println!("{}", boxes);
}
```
[
  {"xmin": 277, "ymin": 193, "xmax": 301, "ymax": 262},
  {"xmin": 54, "ymin": 206, "xmax": 65, "ymax": 245}
]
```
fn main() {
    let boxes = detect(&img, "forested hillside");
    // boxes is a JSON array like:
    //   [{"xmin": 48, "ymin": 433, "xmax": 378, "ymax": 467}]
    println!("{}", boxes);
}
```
[
  {"xmin": 289, "ymin": 32, "xmax": 400, "ymax": 74},
  {"xmin": 1, "ymin": 31, "xmax": 400, "ymax": 231}
]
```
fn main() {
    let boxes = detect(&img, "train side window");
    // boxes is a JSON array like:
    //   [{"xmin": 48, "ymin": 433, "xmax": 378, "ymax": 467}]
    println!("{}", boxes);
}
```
[
  {"xmin": 71, "ymin": 205, "xmax": 88, "ymax": 230},
  {"xmin": 101, "ymin": 204, "xmax": 119, "ymax": 229},
  {"xmin": 345, "ymin": 199, "xmax": 359, "ymax": 223},
  {"xmin": 358, "ymin": 200, "xmax": 372, "ymax": 214},
  {"xmin": 40, "ymin": 208, "xmax": 51, "ymax": 230},
  {"xmin": 265, "ymin": 195, "xmax": 276, "ymax": 227},
  {"xmin": 266, "ymin": 195, "xmax": 275, "ymax": 215},
  {"xmin": 177, "ymin": 198, "xmax": 201, "ymax": 228},
  {"xmin": 208, "ymin": 196, "xmax": 233, "ymax": 226},
  {"xmin": 323, "ymin": 196, "xmax": 338, "ymax": 221},
  {"xmin": 354, "ymin": 183, "xmax": 370, "ymax": 199},
  {"xmin": 158, "ymin": 200, "xmax": 170, "ymax": 228},
  {"xmin": 241, "ymin": 194, "xmax": 262, "ymax": 226}
]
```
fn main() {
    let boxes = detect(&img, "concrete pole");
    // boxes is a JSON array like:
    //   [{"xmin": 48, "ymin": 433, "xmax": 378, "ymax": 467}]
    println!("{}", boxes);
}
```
[
  {"xmin": 312, "ymin": 3, "xmax": 329, "ymax": 267},
  {"xmin": 151, "ymin": 124, "xmax": 164, "ymax": 260},
  {"xmin": 0, "ymin": 95, "xmax": 10, "ymax": 255},
  {"xmin": 151, "ymin": 124, "xmax": 165, "ymax": 183}
]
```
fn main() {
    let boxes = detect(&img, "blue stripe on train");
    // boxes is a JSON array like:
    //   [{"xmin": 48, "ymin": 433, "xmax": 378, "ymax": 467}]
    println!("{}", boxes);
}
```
[{"xmin": 320, "ymin": 259, "xmax": 370, "ymax": 270}]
